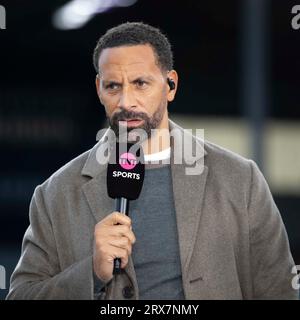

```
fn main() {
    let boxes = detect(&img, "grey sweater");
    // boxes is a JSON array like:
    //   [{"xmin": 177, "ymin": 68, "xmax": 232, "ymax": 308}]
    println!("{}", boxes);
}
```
[{"xmin": 129, "ymin": 164, "xmax": 185, "ymax": 299}]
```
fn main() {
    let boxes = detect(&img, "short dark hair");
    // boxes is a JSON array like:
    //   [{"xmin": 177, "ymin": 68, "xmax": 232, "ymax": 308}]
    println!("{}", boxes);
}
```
[{"xmin": 93, "ymin": 22, "xmax": 173, "ymax": 74}]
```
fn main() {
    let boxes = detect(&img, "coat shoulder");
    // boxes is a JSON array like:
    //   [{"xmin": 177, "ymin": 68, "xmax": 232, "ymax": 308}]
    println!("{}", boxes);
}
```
[
  {"xmin": 37, "ymin": 147, "xmax": 92, "ymax": 196},
  {"xmin": 204, "ymin": 140, "xmax": 254, "ymax": 174},
  {"xmin": 203, "ymin": 140, "xmax": 257, "ymax": 194}
]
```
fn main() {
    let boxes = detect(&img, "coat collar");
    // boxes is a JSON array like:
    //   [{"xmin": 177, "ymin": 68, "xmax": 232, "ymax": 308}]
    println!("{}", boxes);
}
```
[
  {"xmin": 81, "ymin": 119, "xmax": 207, "ymax": 178},
  {"xmin": 81, "ymin": 119, "xmax": 208, "ymax": 296}
]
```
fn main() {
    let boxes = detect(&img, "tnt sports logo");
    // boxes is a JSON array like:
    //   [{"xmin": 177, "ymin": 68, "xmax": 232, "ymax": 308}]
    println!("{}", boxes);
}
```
[{"xmin": 119, "ymin": 153, "xmax": 137, "ymax": 170}]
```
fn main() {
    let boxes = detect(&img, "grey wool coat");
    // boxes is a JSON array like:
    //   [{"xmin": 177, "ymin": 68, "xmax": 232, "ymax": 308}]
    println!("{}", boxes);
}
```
[{"xmin": 6, "ymin": 120, "xmax": 299, "ymax": 300}]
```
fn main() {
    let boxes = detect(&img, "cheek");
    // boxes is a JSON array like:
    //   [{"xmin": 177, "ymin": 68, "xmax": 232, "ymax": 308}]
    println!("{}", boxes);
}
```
[
  {"xmin": 138, "ymin": 89, "xmax": 166, "ymax": 109},
  {"xmin": 100, "ymin": 95, "xmax": 118, "ymax": 113}
]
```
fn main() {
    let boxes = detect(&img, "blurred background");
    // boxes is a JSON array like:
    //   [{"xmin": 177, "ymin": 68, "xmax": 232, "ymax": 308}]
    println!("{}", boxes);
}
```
[{"xmin": 0, "ymin": 0, "xmax": 299, "ymax": 299}]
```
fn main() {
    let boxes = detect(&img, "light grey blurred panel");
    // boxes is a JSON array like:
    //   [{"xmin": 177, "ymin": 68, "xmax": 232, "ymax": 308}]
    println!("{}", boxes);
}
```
[
  {"xmin": 0, "ymin": 264, "xmax": 5, "ymax": 289},
  {"xmin": 0, "ymin": 5, "xmax": 6, "ymax": 30}
]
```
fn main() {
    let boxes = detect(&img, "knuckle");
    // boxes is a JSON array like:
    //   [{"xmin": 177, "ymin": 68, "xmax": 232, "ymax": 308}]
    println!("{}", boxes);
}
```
[
  {"xmin": 111, "ymin": 212, "xmax": 118, "ymax": 220},
  {"xmin": 130, "ymin": 233, "xmax": 136, "ymax": 244},
  {"xmin": 111, "ymin": 213, "xmax": 117, "ymax": 221},
  {"xmin": 133, "ymin": 232, "xmax": 136, "ymax": 240},
  {"xmin": 95, "ymin": 238, "xmax": 102, "ymax": 248}
]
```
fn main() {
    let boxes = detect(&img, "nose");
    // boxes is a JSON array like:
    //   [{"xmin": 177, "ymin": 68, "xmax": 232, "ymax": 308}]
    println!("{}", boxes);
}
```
[{"xmin": 117, "ymin": 85, "xmax": 137, "ymax": 111}]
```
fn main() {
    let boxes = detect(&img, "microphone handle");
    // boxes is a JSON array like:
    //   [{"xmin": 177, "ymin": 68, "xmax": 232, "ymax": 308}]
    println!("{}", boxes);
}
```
[{"xmin": 113, "ymin": 197, "xmax": 129, "ymax": 275}]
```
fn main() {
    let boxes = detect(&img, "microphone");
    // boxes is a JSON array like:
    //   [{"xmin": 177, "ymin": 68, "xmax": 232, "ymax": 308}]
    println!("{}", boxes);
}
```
[{"xmin": 106, "ymin": 142, "xmax": 145, "ymax": 274}]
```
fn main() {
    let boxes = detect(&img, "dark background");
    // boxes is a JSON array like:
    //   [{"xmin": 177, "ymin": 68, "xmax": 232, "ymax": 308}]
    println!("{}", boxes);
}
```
[{"xmin": 0, "ymin": 0, "xmax": 299, "ymax": 298}]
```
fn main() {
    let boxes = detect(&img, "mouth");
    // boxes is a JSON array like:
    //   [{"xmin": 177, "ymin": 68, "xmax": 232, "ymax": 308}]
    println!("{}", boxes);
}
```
[{"xmin": 118, "ymin": 119, "xmax": 144, "ymax": 127}]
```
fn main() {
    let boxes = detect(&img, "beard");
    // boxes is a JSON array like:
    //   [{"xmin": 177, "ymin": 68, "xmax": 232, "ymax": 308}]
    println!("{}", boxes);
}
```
[{"xmin": 108, "ymin": 101, "xmax": 166, "ymax": 143}]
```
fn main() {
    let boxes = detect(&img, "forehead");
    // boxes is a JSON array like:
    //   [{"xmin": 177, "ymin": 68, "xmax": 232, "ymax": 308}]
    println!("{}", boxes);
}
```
[{"xmin": 98, "ymin": 44, "xmax": 162, "ymax": 76}]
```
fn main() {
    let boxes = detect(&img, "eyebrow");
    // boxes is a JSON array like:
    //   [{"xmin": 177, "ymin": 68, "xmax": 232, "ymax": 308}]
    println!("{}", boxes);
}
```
[
  {"xmin": 133, "ymin": 75, "xmax": 155, "ymax": 82},
  {"xmin": 102, "ymin": 80, "xmax": 120, "ymax": 86},
  {"xmin": 102, "ymin": 75, "xmax": 156, "ymax": 85}
]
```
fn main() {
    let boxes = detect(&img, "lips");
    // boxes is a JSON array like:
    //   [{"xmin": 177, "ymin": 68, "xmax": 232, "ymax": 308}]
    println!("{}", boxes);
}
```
[{"xmin": 119, "ymin": 119, "xmax": 144, "ymax": 126}]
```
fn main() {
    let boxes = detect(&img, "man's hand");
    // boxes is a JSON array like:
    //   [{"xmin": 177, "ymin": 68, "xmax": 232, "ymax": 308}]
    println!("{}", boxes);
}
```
[{"xmin": 93, "ymin": 212, "xmax": 136, "ymax": 283}]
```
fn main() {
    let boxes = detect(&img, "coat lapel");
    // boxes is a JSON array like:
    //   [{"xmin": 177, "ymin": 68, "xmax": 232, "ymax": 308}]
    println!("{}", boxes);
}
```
[
  {"xmin": 169, "ymin": 120, "xmax": 208, "ymax": 278},
  {"xmin": 171, "ymin": 163, "xmax": 208, "ymax": 276},
  {"xmin": 81, "ymin": 128, "xmax": 113, "ymax": 223}
]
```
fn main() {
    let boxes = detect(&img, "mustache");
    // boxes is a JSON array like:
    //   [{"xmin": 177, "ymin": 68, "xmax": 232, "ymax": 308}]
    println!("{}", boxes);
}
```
[{"xmin": 110, "ymin": 109, "xmax": 150, "ymax": 123}]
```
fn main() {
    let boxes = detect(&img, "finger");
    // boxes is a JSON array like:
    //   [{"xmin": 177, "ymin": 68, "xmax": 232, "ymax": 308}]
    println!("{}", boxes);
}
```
[
  {"xmin": 127, "ymin": 230, "xmax": 136, "ymax": 244},
  {"xmin": 108, "ymin": 236, "xmax": 132, "ymax": 255},
  {"xmin": 111, "ymin": 247, "xmax": 129, "ymax": 267},
  {"xmin": 106, "ymin": 212, "xmax": 132, "ymax": 226},
  {"xmin": 121, "ymin": 259, "xmax": 128, "ymax": 269},
  {"xmin": 110, "ymin": 225, "xmax": 136, "ymax": 244}
]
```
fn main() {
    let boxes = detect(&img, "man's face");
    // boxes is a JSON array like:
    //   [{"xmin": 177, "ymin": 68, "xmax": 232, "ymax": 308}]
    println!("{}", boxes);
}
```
[{"xmin": 95, "ymin": 44, "xmax": 176, "ymax": 142}]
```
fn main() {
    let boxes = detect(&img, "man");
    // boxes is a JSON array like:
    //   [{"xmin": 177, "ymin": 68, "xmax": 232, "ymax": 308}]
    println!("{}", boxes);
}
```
[{"xmin": 6, "ymin": 22, "xmax": 298, "ymax": 300}]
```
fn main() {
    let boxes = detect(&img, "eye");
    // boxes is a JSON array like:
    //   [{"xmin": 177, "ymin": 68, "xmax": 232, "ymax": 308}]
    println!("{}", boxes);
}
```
[
  {"xmin": 135, "ymin": 79, "xmax": 148, "ymax": 88},
  {"xmin": 105, "ymin": 82, "xmax": 120, "ymax": 90}
]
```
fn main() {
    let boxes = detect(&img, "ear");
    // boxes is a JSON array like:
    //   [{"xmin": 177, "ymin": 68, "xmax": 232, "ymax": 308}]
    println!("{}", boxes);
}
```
[
  {"xmin": 95, "ymin": 74, "xmax": 104, "ymax": 105},
  {"xmin": 166, "ymin": 70, "xmax": 178, "ymax": 102}
]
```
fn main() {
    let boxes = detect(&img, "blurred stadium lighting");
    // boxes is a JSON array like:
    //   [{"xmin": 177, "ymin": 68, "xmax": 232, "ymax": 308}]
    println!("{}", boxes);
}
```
[{"xmin": 52, "ymin": 0, "xmax": 137, "ymax": 30}]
